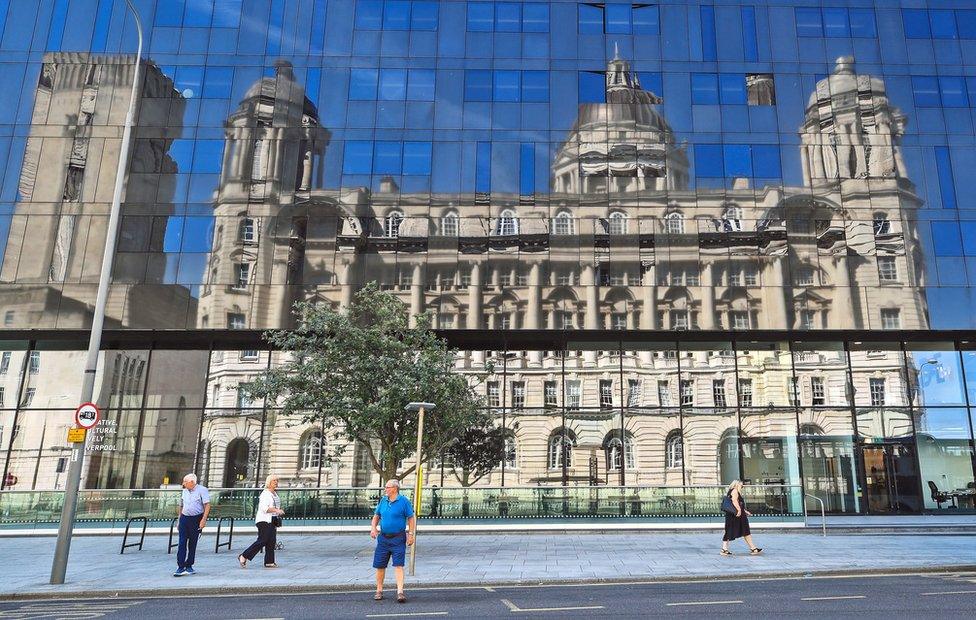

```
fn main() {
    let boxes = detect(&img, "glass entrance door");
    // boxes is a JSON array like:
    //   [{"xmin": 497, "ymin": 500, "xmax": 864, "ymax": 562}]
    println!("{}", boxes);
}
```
[{"xmin": 862, "ymin": 443, "xmax": 923, "ymax": 513}]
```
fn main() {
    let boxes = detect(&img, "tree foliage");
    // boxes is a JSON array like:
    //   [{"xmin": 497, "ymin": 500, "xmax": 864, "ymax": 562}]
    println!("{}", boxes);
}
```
[
  {"xmin": 443, "ymin": 419, "xmax": 508, "ymax": 487},
  {"xmin": 244, "ymin": 283, "xmax": 491, "ymax": 481}
]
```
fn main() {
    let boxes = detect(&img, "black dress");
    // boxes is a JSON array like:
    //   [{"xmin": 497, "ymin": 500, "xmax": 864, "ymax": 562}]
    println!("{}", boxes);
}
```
[{"xmin": 723, "ymin": 491, "xmax": 751, "ymax": 542}]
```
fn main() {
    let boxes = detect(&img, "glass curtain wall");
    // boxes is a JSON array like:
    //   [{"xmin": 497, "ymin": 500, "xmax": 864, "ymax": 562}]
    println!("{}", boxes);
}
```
[{"xmin": 1, "ymin": 338, "xmax": 975, "ymax": 515}]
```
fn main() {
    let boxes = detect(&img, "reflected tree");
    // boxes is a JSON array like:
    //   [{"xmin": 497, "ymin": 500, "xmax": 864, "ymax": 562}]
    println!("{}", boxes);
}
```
[
  {"xmin": 443, "ymin": 419, "xmax": 507, "ymax": 487},
  {"xmin": 244, "ymin": 282, "xmax": 491, "ymax": 482}
]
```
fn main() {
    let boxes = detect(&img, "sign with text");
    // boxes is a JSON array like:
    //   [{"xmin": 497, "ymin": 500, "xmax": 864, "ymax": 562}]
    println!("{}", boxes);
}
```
[{"xmin": 67, "ymin": 428, "xmax": 86, "ymax": 443}]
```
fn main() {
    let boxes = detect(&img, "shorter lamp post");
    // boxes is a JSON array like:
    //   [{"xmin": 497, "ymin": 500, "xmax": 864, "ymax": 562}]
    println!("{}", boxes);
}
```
[{"xmin": 405, "ymin": 401, "xmax": 435, "ymax": 576}]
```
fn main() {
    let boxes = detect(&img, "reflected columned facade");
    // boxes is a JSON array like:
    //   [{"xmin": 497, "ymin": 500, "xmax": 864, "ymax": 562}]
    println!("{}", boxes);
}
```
[{"xmin": 1, "ymin": 1, "xmax": 975, "ymax": 515}]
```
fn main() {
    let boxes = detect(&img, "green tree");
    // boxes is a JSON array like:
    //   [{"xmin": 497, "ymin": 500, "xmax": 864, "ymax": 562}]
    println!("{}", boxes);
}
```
[
  {"xmin": 443, "ymin": 419, "xmax": 507, "ymax": 487},
  {"xmin": 244, "ymin": 283, "xmax": 490, "ymax": 482}
]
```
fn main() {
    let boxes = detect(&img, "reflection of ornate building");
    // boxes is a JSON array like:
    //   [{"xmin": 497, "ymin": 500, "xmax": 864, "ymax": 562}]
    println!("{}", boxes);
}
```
[
  {"xmin": 0, "ymin": 52, "xmax": 195, "ymax": 329},
  {"xmin": 0, "ymin": 53, "xmax": 202, "ymax": 491},
  {"xmin": 195, "ymin": 56, "xmax": 930, "ymax": 508}
]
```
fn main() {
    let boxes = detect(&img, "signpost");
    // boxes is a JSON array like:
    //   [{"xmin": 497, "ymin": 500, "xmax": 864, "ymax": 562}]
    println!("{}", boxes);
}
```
[
  {"xmin": 49, "ymin": 0, "xmax": 144, "ymax": 587},
  {"xmin": 405, "ymin": 402, "xmax": 436, "ymax": 577}
]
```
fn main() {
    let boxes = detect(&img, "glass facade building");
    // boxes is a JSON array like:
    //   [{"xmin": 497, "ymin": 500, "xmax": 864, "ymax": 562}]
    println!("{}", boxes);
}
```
[{"xmin": 1, "ymin": 0, "xmax": 976, "ymax": 514}]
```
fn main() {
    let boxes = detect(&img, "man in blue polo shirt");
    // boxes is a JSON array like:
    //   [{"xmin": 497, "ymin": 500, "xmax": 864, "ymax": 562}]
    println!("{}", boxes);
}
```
[{"xmin": 370, "ymin": 479, "xmax": 415, "ymax": 603}]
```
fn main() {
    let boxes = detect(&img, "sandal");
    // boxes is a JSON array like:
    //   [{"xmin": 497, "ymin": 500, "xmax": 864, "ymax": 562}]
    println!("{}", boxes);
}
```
[
  {"xmin": 237, "ymin": 555, "xmax": 247, "ymax": 568},
  {"xmin": 397, "ymin": 591, "xmax": 407, "ymax": 604},
  {"xmin": 264, "ymin": 563, "xmax": 279, "ymax": 568},
  {"xmin": 720, "ymin": 549, "xmax": 732, "ymax": 556},
  {"xmin": 374, "ymin": 592, "xmax": 383, "ymax": 601},
  {"xmin": 750, "ymin": 547, "xmax": 763, "ymax": 555}
]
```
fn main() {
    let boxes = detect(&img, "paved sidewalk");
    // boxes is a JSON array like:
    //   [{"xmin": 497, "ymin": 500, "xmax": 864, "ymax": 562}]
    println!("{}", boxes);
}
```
[{"xmin": 1, "ymin": 530, "xmax": 975, "ymax": 600}]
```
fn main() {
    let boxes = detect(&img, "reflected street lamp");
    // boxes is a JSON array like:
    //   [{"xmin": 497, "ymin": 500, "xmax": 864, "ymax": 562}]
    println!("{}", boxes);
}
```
[
  {"xmin": 50, "ymin": 0, "xmax": 144, "ymax": 585},
  {"xmin": 405, "ymin": 401, "xmax": 435, "ymax": 576}
]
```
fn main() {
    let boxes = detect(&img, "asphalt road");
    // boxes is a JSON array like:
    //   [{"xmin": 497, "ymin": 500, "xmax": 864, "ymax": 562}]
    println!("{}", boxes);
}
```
[{"xmin": 2, "ymin": 572, "xmax": 976, "ymax": 619}]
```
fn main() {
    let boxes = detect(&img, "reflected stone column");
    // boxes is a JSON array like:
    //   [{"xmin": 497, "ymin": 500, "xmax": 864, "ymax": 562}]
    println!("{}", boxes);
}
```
[
  {"xmin": 583, "ymin": 263, "xmax": 599, "ymax": 365},
  {"xmin": 832, "ymin": 256, "xmax": 853, "ymax": 328},
  {"xmin": 467, "ymin": 262, "xmax": 483, "ymax": 328},
  {"xmin": 700, "ymin": 262, "xmax": 717, "ymax": 330},
  {"xmin": 640, "ymin": 264, "xmax": 657, "ymax": 364},
  {"xmin": 526, "ymin": 262, "xmax": 542, "ymax": 328},
  {"xmin": 409, "ymin": 263, "xmax": 424, "ymax": 327},
  {"xmin": 641, "ymin": 264, "xmax": 657, "ymax": 328},
  {"xmin": 527, "ymin": 262, "xmax": 543, "ymax": 366},
  {"xmin": 767, "ymin": 260, "xmax": 789, "ymax": 328},
  {"xmin": 338, "ymin": 258, "xmax": 355, "ymax": 310},
  {"xmin": 583, "ymin": 263, "xmax": 599, "ymax": 329},
  {"xmin": 468, "ymin": 262, "xmax": 485, "ymax": 365}
]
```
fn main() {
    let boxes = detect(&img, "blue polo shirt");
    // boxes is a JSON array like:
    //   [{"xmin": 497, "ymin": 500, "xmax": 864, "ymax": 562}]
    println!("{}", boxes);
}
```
[
  {"xmin": 374, "ymin": 494, "xmax": 414, "ymax": 534},
  {"xmin": 180, "ymin": 485, "xmax": 210, "ymax": 516}
]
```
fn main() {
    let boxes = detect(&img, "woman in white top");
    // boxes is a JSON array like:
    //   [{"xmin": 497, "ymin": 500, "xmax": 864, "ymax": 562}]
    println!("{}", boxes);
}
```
[{"xmin": 238, "ymin": 474, "xmax": 284, "ymax": 568}]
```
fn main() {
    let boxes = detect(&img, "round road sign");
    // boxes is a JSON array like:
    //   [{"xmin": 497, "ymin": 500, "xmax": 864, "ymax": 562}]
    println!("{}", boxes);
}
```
[{"xmin": 75, "ymin": 402, "xmax": 100, "ymax": 429}]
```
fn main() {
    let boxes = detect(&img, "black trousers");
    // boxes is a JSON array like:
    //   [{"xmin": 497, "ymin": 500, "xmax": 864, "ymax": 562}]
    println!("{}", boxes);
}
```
[{"xmin": 241, "ymin": 521, "xmax": 276, "ymax": 565}]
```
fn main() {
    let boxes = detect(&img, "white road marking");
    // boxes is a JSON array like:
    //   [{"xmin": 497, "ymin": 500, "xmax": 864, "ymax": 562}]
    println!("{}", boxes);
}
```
[
  {"xmin": 364, "ymin": 613, "xmax": 448, "ymax": 618},
  {"xmin": 920, "ymin": 590, "xmax": 976, "ymax": 596},
  {"xmin": 0, "ymin": 600, "xmax": 145, "ymax": 618},
  {"xmin": 500, "ymin": 598, "xmax": 604, "ymax": 613},
  {"xmin": 666, "ymin": 600, "xmax": 743, "ymax": 607},
  {"xmin": 800, "ymin": 595, "xmax": 866, "ymax": 601},
  {"xmin": 484, "ymin": 587, "xmax": 495, "ymax": 593},
  {"xmin": 10, "ymin": 569, "xmax": 961, "ymax": 603}
]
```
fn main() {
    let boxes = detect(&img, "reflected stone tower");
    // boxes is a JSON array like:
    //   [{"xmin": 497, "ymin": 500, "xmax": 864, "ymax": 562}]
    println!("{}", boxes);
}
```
[
  {"xmin": 552, "ymin": 51, "xmax": 689, "ymax": 194},
  {"xmin": 197, "ymin": 60, "xmax": 331, "ymax": 331},
  {"xmin": 793, "ymin": 57, "xmax": 928, "ymax": 331},
  {"xmin": 801, "ymin": 56, "xmax": 908, "ymax": 183},
  {"xmin": 0, "ymin": 52, "xmax": 190, "ymax": 329}
]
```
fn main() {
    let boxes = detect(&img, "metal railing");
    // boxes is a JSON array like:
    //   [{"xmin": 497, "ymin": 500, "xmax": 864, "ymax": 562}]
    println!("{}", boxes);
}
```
[
  {"xmin": 804, "ymin": 493, "xmax": 827, "ymax": 537},
  {"xmin": 0, "ymin": 485, "xmax": 803, "ymax": 526},
  {"xmin": 120, "ymin": 517, "xmax": 148, "ymax": 553},
  {"xmin": 214, "ymin": 517, "xmax": 234, "ymax": 553}
]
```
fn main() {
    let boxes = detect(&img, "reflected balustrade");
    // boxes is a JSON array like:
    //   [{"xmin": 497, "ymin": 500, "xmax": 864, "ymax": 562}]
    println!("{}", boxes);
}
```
[{"xmin": 0, "ymin": 484, "xmax": 802, "ymax": 526}]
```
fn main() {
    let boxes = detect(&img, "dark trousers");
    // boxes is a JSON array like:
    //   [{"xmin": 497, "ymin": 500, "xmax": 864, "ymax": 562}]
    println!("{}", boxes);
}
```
[
  {"xmin": 241, "ymin": 521, "xmax": 276, "ymax": 565},
  {"xmin": 177, "ymin": 513, "xmax": 203, "ymax": 569}
]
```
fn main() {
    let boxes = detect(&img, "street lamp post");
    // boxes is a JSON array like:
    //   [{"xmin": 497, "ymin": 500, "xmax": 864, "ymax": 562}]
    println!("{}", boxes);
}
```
[
  {"xmin": 405, "ymin": 401, "xmax": 435, "ymax": 577},
  {"xmin": 50, "ymin": 0, "xmax": 144, "ymax": 585}
]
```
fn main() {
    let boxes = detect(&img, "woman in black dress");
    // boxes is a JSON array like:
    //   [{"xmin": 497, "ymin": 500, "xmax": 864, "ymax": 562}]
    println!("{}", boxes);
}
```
[{"xmin": 721, "ymin": 480, "xmax": 762, "ymax": 556}]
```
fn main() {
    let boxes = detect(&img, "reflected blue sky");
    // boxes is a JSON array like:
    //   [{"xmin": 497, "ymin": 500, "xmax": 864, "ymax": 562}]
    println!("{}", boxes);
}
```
[{"xmin": 4, "ymin": 2, "xmax": 976, "ymax": 326}]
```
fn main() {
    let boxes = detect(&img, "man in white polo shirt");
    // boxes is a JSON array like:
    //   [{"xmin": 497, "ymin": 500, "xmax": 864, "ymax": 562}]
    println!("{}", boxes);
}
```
[{"xmin": 174, "ymin": 473, "xmax": 210, "ymax": 577}]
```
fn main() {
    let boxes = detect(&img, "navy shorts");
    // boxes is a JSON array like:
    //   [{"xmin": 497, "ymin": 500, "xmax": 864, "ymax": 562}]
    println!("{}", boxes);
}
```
[{"xmin": 373, "ymin": 532, "xmax": 407, "ymax": 568}]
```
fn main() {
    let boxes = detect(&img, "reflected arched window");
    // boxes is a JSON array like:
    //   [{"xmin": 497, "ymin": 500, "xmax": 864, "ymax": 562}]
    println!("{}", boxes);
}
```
[
  {"xmin": 251, "ymin": 139, "xmax": 265, "ymax": 181},
  {"xmin": 441, "ymin": 211, "xmax": 459, "ymax": 237},
  {"xmin": 873, "ymin": 213, "xmax": 891, "ymax": 236},
  {"xmin": 299, "ymin": 430, "xmax": 323, "ymax": 470},
  {"xmin": 604, "ymin": 432, "xmax": 636, "ymax": 470},
  {"xmin": 721, "ymin": 205, "xmax": 743, "ymax": 232},
  {"xmin": 239, "ymin": 217, "xmax": 257, "ymax": 243},
  {"xmin": 547, "ymin": 429, "xmax": 576, "ymax": 469},
  {"xmin": 665, "ymin": 430, "xmax": 683, "ymax": 469},
  {"xmin": 799, "ymin": 423, "xmax": 824, "ymax": 436},
  {"xmin": 608, "ymin": 211, "xmax": 628, "ymax": 235},
  {"xmin": 502, "ymin": 433, "xmax": 517, "ymax": 469},
  {"xmin": 664, "ymin": 211, "xmax": 684, "ymax": 234},
  {"xmin": 496, "ymin": 209, "xmax": 519, "ymax": 236},
  {"xmin": 384, "ymin": 211, "xmax": 403, "ymax": 238},
  {"xmin": 553, "ymin": 211, "xmax": 575, "ymax": 235},
  {"xmin": 799, "ymin": 424, "xmax": 825, "ymax": 458}
]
